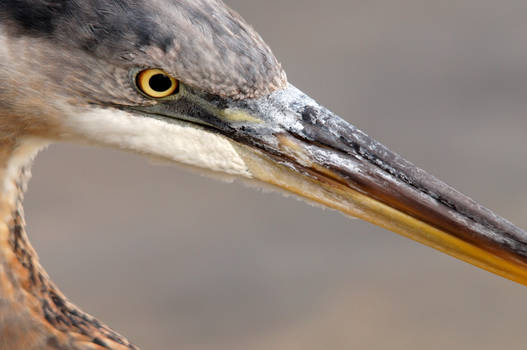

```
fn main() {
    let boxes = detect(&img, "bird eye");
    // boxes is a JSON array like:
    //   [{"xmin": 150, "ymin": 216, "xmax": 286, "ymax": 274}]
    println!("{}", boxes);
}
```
[{"xmin": 136, "ymin": 69, "xmax": 179, "ymax": 98}]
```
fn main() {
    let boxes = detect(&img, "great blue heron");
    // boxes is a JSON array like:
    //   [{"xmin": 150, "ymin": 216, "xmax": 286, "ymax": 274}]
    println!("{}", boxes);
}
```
[{"xmin": 0, "ymin": 0, "xmax": 526, "ymax": 349}]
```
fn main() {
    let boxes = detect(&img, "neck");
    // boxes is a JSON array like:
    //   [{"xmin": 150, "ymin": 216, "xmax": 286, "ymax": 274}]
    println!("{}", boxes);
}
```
[{"xmin": 0, "ymin": 139, "xmax": 139, "ymax": 350}]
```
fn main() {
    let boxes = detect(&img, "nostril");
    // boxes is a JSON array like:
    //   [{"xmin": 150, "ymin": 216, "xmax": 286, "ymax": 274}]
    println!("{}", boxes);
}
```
[{"xmin": 301, "ymin": 106, "xmax": 318, "ymax": 123}]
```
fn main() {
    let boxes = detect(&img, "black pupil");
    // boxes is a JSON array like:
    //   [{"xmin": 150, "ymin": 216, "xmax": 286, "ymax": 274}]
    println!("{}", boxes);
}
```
[{"xmin": 148, "ymin": 74, "xmax": 173, "ymax": 92}]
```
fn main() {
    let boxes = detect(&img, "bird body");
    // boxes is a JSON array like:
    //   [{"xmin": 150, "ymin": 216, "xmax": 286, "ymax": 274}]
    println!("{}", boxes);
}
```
[{"xmin": 2, "ymin": 1, "xmax": 527, "ymax": 349}]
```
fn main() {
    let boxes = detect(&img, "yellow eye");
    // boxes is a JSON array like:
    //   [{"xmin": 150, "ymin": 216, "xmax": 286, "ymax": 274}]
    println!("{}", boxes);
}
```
[{"xmin": 136, "ymin": 69, "xmax": 179, "ymax": 98}]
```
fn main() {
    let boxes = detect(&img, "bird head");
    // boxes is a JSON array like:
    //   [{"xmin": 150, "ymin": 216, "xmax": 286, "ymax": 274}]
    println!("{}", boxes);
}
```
[{"xmin": 2, "ymin": 0, "xmax": 527, "ymax": 285}]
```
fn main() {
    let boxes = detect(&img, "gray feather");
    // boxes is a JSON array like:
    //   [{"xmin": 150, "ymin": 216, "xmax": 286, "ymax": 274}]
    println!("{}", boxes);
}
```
[{"xmin": 0, "ymin": 0, "xmax": 287, "ymax": 99}]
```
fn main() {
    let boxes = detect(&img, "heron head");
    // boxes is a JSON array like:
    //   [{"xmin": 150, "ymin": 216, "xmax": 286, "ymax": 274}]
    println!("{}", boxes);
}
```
[{"xmin": 2, "ymin": 0, "xmax": 527, "ymax": 286}]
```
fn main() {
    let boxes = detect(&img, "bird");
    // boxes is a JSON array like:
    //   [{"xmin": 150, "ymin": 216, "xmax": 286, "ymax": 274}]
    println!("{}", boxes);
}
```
[{"xmin": 1, "ymin": 0, "xmax": 526, "ymax": 349}]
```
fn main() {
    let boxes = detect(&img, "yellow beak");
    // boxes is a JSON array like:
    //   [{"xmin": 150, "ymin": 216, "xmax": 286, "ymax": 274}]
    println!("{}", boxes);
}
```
[
  {"xmin": 235, "ymin": 138, "xmax": 527, "ymax": 286},
  {"xmin": 224, "ymin": 86, "xmax": 527, "ymax": 286},
  {"xmin": 136, "ymin": 83, "xmax": 527, "ymax": 286}
]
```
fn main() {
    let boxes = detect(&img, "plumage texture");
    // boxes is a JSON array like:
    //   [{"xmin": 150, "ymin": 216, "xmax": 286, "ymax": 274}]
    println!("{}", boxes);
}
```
[
  {"xmin": 0, "ymin": 141, "xmax": 138, "ymax": 350},
  {"xmin": 0, "ymin": 0, "xmax": 287, "ymax": 99}
]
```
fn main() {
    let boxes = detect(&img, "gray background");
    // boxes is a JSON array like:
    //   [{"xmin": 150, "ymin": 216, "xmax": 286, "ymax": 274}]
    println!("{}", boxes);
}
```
[{"xmin": 25, "ymin": 0, "xmax": 527, "ymax": 349}]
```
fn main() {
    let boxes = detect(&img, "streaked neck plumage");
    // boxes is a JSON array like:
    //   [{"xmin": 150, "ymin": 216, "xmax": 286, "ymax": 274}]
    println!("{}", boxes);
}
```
[{"xmin": 0, "ymin": 139, "xmax": 139, "ymax": 350}]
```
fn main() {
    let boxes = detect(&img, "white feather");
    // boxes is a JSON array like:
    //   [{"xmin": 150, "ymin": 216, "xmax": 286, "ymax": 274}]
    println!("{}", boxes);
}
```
[
  {"xmin": 61, "ymin": 107, "xmax": 252, "ymax": 178},
  {"xmin": 2, "ymin": 138, "xmax": 48, "ymax": 208}
]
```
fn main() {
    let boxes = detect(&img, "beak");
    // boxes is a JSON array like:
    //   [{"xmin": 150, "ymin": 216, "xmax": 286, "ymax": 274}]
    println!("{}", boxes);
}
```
[{"xmin": 132, "ymin": 83, "xmax": 527, "ymax": 285}]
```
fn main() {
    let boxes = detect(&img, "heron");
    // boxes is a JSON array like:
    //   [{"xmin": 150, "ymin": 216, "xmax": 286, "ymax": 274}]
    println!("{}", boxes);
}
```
[{"xmin": 0, "ymin": 0, "xmax": 526, "ymax": 349}]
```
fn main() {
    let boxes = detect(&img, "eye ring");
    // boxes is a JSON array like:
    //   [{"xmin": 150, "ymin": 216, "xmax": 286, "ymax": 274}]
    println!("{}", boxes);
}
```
[{"xmin": 136, "ymin": 69, "xmax": 179, "ymax": 98}]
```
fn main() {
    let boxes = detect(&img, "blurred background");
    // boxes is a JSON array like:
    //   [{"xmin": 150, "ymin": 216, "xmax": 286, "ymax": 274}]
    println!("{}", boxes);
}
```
[{"xmin": 25, "ymin": 0, "xmax": 527, "ymax": 349}]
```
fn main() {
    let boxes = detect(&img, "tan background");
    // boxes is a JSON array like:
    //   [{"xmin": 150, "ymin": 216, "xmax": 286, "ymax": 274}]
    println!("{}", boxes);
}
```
[{"xmin": 25, "ymin": 0, "xmax": 527, "ymax": 349}]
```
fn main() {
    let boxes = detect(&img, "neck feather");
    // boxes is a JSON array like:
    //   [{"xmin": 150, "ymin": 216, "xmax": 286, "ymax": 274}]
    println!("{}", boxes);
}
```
[{"xmin": 0, "ymin": 139, "xmax": 139, "ymax": 350}]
